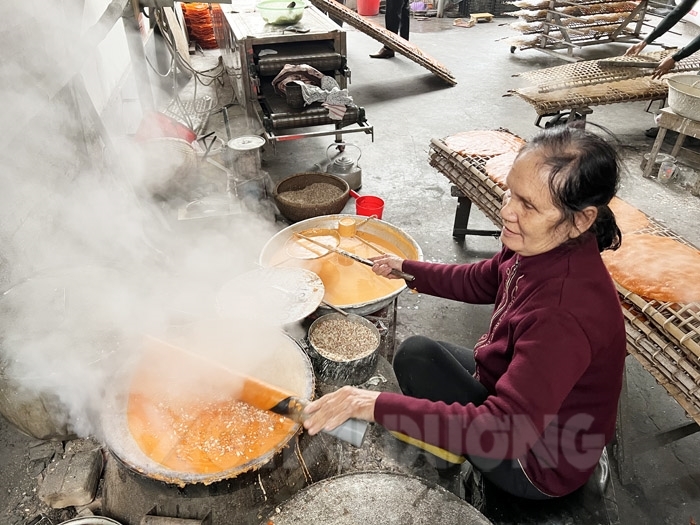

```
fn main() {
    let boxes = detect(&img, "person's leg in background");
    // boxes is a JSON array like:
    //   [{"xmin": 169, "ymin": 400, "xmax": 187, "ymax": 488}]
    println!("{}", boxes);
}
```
[
  {"xmin": 370, "ymin": 0, "xmax": 399, "ymax": 58},
  {"xmin": 398, "ymin": 0, "xmax": 410, "ymax": 40}
]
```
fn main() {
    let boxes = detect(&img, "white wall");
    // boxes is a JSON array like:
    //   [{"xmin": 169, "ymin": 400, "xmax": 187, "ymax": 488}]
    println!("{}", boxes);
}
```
[
  {"xmin": 81, "ymin": 0, "xmax": 133, "ymax": 120},
  {"xmin": 0, "ymin": 0, "xmax": 140, "ymax": 287}
]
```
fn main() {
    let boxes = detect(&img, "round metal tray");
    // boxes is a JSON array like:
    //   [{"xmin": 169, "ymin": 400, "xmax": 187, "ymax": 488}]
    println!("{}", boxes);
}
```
[{"xmin": 216, "ymin": 267, "xmax": 324, "ymax": 325}]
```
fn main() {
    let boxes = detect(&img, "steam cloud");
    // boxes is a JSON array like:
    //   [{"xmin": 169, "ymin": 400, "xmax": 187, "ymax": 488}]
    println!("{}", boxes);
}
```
[{"xmin": 0, "ymin": 2, "xmax": 291, "ymax": 442}]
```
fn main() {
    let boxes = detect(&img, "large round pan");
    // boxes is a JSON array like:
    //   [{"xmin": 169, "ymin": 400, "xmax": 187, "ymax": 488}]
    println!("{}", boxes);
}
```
[
  {"xmin": 101, "ymin": 322, "xmax": 314, "ymax": 487},
  {"xmin": 259, "ymin": 215, "xmax": 423, "ymax": 317}
]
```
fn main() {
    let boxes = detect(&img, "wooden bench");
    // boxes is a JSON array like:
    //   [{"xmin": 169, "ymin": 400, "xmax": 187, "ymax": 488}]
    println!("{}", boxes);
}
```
[{"xmin": 642, "ymin": 106, "xmax": 700, "ymax": 179}]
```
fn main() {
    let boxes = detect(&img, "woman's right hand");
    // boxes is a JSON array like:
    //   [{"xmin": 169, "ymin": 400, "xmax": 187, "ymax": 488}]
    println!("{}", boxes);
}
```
[
  {"xmin": 370, "ymin": 254, "xmax": 405, "ymax": 279},
  {"xmin": 302, "ymin": 386, "xmax": 379, "ymax": 435},
  {"xmin": 625, "ymin": 41, "xmax": 647, "ymax": 56}
]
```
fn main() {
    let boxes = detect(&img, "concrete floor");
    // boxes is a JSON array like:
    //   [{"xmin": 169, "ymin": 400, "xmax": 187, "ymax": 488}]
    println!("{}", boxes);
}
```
[
  {"xmin": 2, "ymin": 10, "xmax": 700, "ymax": 525},
  {"xmin": 259, "ymin": 18, "xmax": 700, "ymax": 524}
]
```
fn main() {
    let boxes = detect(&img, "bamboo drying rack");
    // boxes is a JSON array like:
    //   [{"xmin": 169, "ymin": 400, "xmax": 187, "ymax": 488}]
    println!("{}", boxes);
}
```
[
  {"xmin": 613, "ymin": 220, "xmax": 700, "ymax": 441},
  {"xmin": 507, "ymin": 52, "xmax": 700, "ymax": 126},
  {"xmin": 428, "ymin": 133, "xmax": 512, "ymax": 230},
  {"xmin": 506, "ymin": 0, "xmax": 648, "ymax": 62}
]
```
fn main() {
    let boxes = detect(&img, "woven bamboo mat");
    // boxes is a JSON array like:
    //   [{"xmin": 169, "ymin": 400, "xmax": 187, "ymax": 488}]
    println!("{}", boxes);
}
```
[
  {"xmin": 308, "ymin": 0, "xmax": 457, "ymax": 86},
  {"xmin": 515, "ymin": 50, "xmax": 700, "ymax": 93},
  {"xmin": 610, "ymin": 208, "xmax": 700, "ymax": 424},
  {"xmin": 428, "ymin": 132, "xmax": 517, "ymax": 228},
  {"xmin": 509, "ymin": 0, "xmax": 639, "ymax": 13},
  {"xmin": 611, "ymin": 218, "xmax": 700, "ymax": 368},
  {"xmin": 508, "ymin": 25, "xmax": 637, "ymax": 50},
  {"xmin": 510, "ymin": 12, "xmax": 632, "ymax": 34},
  {"xmin": 623, "ymin": 304, "xmax": 700, "ymax": 426},
  {"xmin": 510, "ymin": 77, "xmax": 668, "ymax": 115},
  {"xmin": 509, "ymin": 0, "xmax": 640, "ymax": 8}
]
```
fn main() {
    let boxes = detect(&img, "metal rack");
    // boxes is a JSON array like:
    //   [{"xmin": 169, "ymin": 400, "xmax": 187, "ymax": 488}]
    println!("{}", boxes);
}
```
[
  {"xmin": 507, "ymin": 0, "xmax": 648, "ymax": 62},
  {"xmin": 214, "ymin": 5, "xmax": 373, "ymax": 146}
]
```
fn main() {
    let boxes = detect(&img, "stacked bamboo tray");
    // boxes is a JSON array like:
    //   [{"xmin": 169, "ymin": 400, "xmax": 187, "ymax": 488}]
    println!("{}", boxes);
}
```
[{"xmin": 614, "ymin": 221, "xmax": 700, "ymax": 425}]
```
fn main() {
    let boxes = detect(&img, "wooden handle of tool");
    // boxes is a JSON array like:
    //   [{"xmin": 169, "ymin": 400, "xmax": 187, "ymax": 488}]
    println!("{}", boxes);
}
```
[
  {"xmin": 144, "ymin": 335, "xmax": 298, "ymax": 414},
  {"xmin": 390, "ymin": 268, "xmax": 415, "ymax": 281},
  {"xmin": 349, "ymin": 252, "xmax": 415, "ymax": 281},
  {"xmin": 335, "ymin": 244, "xmax": 416, "ymax": 281},
  {"xmin": 345, "ymin": 250, "xmax": 415, "ymax": 281}
]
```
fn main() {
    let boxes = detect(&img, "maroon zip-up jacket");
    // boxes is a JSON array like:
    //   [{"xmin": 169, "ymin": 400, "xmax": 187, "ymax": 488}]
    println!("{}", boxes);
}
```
[{"xmin": 374, "ymin": 234, "xmax": 626, "ymax": 496}]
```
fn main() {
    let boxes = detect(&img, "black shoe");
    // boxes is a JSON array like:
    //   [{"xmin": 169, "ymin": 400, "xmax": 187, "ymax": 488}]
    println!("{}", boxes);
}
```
[
  {"xmin": 463, "ymin": 468, "xmax": 486, "ymax": 512},
  {"xmin": 645, "ymin": 126, "xmax": 659, "ymax": 138},
  {"xmin": 370, "ymin": 46, "xmax": 395, "ymax": 59}
]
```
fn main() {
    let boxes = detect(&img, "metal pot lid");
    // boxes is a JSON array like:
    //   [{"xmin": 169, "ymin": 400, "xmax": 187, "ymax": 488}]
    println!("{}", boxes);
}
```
[
  {"xmin": 330, "ymin": 156, "xmax": 356, "ymax": 171},
  {"xmin": 266, "ymin": 471, "xmax": 493, "ymax": 524},
  {"xmin": 216, "ymin": 267, "xmax": 324, "ymax": 325},
  {"xmin": 227, "ymin": 135, "xmax": 266, "ymax": 151}
]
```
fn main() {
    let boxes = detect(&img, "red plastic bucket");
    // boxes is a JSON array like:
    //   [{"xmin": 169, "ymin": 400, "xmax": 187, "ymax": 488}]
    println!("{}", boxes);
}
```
[
  {"xmin": 357, "ymin": 0, "xmax": 380, "ymax": 16},
  {"xmin": 350, "ymin": 190, "xmax": 384, "ymax": 219},
  {"xmin": 134, "ymin": 111, "xmax": 196, "ymax": 143}
]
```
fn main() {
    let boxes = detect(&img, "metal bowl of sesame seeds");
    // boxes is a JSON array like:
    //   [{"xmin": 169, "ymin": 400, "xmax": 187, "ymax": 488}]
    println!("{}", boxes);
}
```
[
  {"xmin": 274, "ymin": 172, "xmax": 350, "ymax": 223},
  {"xmin": 307, "ymin": 313, "xmax": 380, "ymax": 386}
]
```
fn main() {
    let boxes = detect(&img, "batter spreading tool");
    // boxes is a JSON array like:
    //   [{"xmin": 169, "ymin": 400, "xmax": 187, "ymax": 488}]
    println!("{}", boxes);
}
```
[{"xmin": 294, "ymin": 232, "xmax": 415, "ymax": 281}]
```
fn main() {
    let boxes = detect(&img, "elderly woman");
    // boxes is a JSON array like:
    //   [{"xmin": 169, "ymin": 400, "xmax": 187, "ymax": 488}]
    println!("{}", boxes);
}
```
[{"xmin": 303, "ymin": 125, "xmax": 627, "ymax": 501}]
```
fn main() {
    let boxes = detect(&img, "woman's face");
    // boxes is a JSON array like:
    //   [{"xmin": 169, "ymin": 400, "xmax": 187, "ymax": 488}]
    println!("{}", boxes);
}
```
[{"xmin": 500, "ymin": 150, "xmax": 577, "ymax": 257}]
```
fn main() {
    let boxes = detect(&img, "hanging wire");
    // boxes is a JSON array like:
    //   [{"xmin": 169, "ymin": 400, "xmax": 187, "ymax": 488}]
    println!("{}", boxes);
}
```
[
  {"xmin": 150, "ymin": 5, "xmax": 228, "ymax": 132},
  {"xmin": 154, "ymin": 7, "xmax": 226, "ymax": 85}
]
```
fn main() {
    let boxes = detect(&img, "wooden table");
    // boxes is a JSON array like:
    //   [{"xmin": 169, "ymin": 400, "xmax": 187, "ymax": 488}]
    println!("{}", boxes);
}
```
[{"xmin": 643, "ymin": 107, "xmax": 700, "ymax": 178}]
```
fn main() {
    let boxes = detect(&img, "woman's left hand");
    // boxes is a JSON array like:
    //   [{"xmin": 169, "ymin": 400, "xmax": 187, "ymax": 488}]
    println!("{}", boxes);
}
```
[
  {"xmin": 302, "ymin": 386, "xmax": 380, "ymax": 434},
  {"xmin": 625, "ymin": 41, "xmax": 647, "ymax": 56},
  {"xmin": 652, "ymin": 56, "xmax": 676, "ymax": 79}
]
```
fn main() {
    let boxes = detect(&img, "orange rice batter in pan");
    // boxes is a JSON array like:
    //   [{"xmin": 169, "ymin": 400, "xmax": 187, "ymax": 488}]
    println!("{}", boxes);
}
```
[{"xmin": 270, "ymin": 230, "xmax": 408, "ymax": 306}]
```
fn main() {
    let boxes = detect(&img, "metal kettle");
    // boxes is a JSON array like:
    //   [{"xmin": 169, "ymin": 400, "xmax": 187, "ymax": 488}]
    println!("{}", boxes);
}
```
[{"xmin": 326, "ymin": 142, "xmax": 362, "ymax": 191}]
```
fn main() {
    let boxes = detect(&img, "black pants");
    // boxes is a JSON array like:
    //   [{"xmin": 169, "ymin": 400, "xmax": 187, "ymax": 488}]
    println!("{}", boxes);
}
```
[
  {"xmin": 385, "ymin": 0, "xmax": 410, "ymax": 40},
  {"xmin": 393, "ymin": 335, "xmax": 552, "ymax": 500}
]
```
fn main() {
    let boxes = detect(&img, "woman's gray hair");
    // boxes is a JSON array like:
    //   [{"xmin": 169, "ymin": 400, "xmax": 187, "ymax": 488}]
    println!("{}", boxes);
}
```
[{"xmin": 520, "ymin": 125, "xmax": 622, "ymax": 252}]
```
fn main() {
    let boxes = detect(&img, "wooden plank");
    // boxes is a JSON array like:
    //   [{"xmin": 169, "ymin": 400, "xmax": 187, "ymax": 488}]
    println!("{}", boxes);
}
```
[
  {"xmin": 162, "ymin": 6, "xmax": 192, "ymax": 69},
  {"xmin": 308, "ymin": 0, "xmax": 457, "ymax": 85}
]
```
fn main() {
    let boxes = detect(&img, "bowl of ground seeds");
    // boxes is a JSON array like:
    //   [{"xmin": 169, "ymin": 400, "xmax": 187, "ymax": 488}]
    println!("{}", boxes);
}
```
[
  {"xmin": 274, "ymin": 172, "xmax": 350, "ymax": 223},
  {"xmin": 307, "ymin": 313, "xmax": 381, "ymax": 386}
]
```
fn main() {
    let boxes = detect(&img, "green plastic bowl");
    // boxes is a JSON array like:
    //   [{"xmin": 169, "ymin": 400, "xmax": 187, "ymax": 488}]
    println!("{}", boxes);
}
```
[{"xmin": 256, "ymin": 0, "xmax": 307, "ymax": 25}]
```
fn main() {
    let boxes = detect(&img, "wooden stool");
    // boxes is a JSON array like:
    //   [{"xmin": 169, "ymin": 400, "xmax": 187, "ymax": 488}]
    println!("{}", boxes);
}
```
[{"xmin": 643, "ymin": 107, "xmax": 700, "ymax": 179}]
